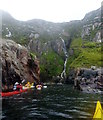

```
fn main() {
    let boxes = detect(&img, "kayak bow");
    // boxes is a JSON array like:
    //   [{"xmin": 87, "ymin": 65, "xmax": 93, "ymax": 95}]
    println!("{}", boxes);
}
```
[{"xmin": 93, "ymin": 101, "xmax": 103, "ymax": 119}]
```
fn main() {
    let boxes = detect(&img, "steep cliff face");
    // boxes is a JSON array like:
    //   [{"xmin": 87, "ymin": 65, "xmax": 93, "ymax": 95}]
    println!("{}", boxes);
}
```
[
  {"xmin": 1, "ymin": 7, "xmax": 102, "ymax": 82},
  {"xmin": 81, "ymin": 8, "xmax": 101, "ymax": 42},
  {"xmin": 1, "ymin": 39, "xmax": 40, "ymax": 91}
]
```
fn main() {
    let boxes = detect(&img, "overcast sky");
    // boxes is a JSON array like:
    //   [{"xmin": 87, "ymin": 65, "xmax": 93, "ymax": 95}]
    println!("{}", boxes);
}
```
[{"xmin": 0, "ymin": 0, "xmax": 102, "ymax": 22}]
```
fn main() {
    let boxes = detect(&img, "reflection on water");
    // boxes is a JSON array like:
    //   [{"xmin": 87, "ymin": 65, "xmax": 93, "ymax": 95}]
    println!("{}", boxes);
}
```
[{"xmin": 2, "ymin": 85, "xmax": 102, "ymax": 120}]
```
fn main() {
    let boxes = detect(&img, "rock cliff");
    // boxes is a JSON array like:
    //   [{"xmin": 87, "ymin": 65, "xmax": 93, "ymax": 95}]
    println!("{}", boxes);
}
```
[
  {"xmin": 1, "ymin": 6, "xmax": 102, "ymax": 83},
  {"xmin": 81, "ymin": 8, "xmax": 101, "ymax": 42},
  {"xmin": 1, "ymin": 39, "xmax": 40, "ymax": 91},
  {"xmin": 73, "ymin": 68, "xmax": 103, "ymax": 93}
]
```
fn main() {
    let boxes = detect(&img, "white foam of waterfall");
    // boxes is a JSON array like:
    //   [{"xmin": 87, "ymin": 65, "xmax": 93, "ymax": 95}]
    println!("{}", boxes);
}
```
[{"xmin": 60, "ymin": 37, "xmax": 68, "ymax": 79}]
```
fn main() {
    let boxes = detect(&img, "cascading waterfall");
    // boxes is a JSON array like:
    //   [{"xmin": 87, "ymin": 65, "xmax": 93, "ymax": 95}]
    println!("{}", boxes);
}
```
[{"xmin": 60, "ymin": 37, "xmax": 68, "ymax": 79}]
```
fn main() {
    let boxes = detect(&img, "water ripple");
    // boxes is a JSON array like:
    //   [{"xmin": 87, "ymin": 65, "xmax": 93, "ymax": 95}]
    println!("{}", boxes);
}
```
[
  {"xmin": 2, "ymin": 85, "xmax": 101, "ymax": 120},
  {"xmin": 49, "ymin": 111, "xmax": 72, "ymax": 118}
]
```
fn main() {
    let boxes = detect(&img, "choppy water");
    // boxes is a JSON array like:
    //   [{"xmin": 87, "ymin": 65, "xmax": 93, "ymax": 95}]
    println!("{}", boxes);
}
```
[{"xmin": 2, "ymin": 85, "xmax": 102, "ymax": 120}]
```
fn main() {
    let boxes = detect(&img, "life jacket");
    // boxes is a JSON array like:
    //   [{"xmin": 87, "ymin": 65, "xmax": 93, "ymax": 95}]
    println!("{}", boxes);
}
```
[{"xmin": 17, "ymin": 84, "xmax": 22, "ymax": 90}]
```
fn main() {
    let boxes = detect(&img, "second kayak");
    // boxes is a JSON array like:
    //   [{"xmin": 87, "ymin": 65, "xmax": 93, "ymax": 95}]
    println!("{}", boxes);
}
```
[{"xmin": 1, "ymin": 89, "xmax": 27, "ymax": 97}]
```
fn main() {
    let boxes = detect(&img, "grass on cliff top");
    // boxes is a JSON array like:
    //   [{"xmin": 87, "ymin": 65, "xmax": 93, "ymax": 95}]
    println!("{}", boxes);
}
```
[{"xmin": 66, "ymin": 38, "xmax": 102, "ymax": 71}]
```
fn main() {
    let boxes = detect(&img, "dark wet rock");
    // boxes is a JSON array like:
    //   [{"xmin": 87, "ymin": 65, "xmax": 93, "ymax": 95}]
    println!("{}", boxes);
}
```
[
  {"xmin": 1, "ymin": 39, "xmax": 40, "ymax": 91},
  {"xmin": 66, "ymin": 69, "xmax": 77, "ymax": 84},
  {"xmin": 71, "ymin": 68, "xmax": 103, "ymax": 93}
]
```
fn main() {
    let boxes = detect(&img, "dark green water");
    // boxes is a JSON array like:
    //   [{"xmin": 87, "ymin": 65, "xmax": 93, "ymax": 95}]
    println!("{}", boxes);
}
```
[{"xmin": 2, "ymin": 85, "xmax": 102, "ymax": 120}]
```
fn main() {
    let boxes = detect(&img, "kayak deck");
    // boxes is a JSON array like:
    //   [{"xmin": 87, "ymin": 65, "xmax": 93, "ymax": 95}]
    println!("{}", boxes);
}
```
[{"xmin": 93, "ymin": 101, "xmax": 103, "ymax": 119}]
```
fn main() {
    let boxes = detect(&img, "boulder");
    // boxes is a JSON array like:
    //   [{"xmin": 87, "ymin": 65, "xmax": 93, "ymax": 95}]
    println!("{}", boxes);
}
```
[{"xmin": 71, "ymin": 68, "xmax": 103, "ymax": 93}]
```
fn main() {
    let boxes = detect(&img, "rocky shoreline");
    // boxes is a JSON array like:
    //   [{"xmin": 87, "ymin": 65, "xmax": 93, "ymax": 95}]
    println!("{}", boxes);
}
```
[{"xmin": 74, "ymin": 67, "xmax": 103, "ymax": 93}]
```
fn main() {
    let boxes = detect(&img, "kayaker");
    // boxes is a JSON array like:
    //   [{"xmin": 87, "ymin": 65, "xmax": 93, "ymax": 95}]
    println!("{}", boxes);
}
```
[
  {"xmin": 13, "ymin": 82, "xmax": 22, "ymax": 91},
  {"xmin": 13, "ymin": 82, "xmax": 19, "ymax": 90},
  {"xmin": 36, "ymin": 84, "xmax": 42, "ymax": 90},
  {"xmin": 16, "ymin": 84, "xmax": 22, "ymax": 91},
  {"xmin": 25, "ymin": 82, "xmax": 31, "ymax": 88}
]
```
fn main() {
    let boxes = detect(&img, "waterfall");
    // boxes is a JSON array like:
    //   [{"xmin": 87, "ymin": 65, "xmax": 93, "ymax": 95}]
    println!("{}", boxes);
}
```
[{"xmin": 60, "ymin": 37, "xmax": 68, "ymax": 79}]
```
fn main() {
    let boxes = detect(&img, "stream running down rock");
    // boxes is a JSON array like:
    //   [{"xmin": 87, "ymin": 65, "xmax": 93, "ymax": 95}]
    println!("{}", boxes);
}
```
[{"xmin": 60, "ymin": 37, "xmax": 68, "ymax": 80}]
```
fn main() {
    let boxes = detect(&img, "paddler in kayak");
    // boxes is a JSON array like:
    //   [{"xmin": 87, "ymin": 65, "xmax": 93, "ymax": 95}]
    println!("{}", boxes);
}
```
[
  {"xmin": 36, "ymin": 82, "xmax": 43, "ymax": 90},
  {"xmin": 25, "ymin": 82, "xmax": 31, "ymax": 88},
  {"xmin": 13, "ymin": 82, "xmax": 22, "ymax": 91}
]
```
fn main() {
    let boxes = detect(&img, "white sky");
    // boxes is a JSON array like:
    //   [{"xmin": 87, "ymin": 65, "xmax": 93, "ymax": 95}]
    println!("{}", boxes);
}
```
[{"xmin": 0, "ymin": 0, "xmax": 102, "ymax": 22}]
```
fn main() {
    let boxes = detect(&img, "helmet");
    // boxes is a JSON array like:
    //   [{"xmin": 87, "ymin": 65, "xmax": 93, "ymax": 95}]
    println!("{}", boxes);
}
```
[{"xmin": 15, "ymin": 82, "xmax": 19, "ymax": 85}]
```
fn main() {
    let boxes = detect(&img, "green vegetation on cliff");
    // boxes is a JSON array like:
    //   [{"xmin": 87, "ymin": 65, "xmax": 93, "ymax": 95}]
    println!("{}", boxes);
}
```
[
  {"xmin": 66, "ymin": 38, "xmax": 102, "ymax": 73},
  {"xmin": 40, "ymin": 51, "xmax": 64, "ymax": 81}
]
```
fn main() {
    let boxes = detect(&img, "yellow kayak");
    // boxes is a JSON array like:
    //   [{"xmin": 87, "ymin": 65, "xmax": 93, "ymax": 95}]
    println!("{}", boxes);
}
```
[
  {"xmin": 93, "ymin": 101, "xmax": 103, "ymax": 119},
  {"xmin": 24, "ymin": 82, "xmax": 35, "ymax": 89}
]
